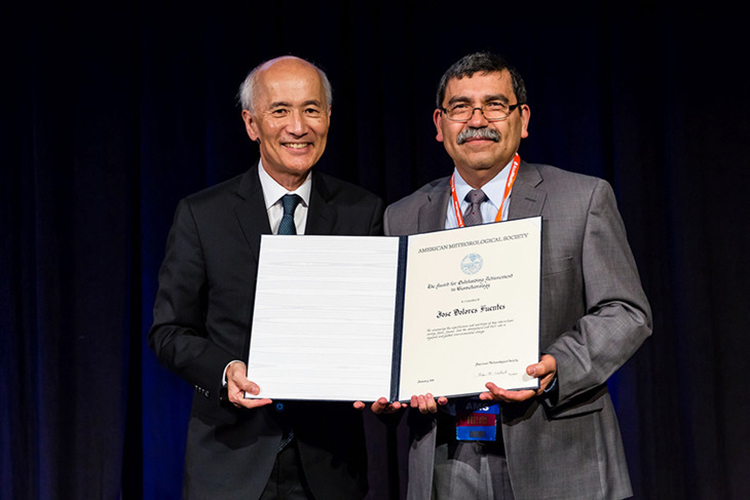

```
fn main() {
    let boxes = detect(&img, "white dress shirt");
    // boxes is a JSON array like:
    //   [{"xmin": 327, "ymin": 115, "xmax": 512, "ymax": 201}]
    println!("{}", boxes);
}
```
[
  {"xmin": 257, "ymin": 159, "xmax": 312, "ymax": 234},
  {"xmin": 445, "ymin": 156, "xmax": 514, "ymax": 230}
]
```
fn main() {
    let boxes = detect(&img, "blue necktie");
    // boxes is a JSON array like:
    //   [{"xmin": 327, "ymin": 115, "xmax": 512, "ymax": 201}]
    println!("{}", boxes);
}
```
[
  {"xmin": 278, "ymin": 194, "xmax": 300, "ymax": 235},
  {"xmin": 276, "ymin": 194, "xmax": 299, "ymax": 451}
]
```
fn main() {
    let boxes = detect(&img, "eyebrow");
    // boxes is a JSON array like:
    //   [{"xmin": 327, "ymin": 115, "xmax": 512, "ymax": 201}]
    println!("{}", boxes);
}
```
[
  {"xmin": 268, "ymin": 99, "xmax": 324, "ymax": 109},
  {"xmin": 446, "ymin": 93, "xmax": 510, "ymax": 105}
]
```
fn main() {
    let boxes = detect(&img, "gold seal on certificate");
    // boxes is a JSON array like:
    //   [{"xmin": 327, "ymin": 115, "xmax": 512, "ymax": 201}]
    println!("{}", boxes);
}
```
[{"xmin": 247, "ymin": 216, "xmax": 541, "ymax": 402}]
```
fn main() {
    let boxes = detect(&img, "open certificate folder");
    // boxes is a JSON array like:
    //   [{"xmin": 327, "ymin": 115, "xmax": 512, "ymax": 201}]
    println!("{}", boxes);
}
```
[{"xmin": 246, "ymin": 216, "xmax": 541, "ymax": 402}]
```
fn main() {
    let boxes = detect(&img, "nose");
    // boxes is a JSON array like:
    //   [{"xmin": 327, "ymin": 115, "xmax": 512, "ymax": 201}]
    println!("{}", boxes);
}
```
[
  {"xmin": 286, "ymin": 109, "xmax": 309, "ymax": 137},
  {"xmin": 466, "ymin": 107, "xmax": 489, "ymax": 127}
]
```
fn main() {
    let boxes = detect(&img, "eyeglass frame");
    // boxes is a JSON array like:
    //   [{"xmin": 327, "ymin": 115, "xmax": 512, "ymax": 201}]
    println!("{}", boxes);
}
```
[{"xmin": 439, "ymin": 102, "xmax": 526, "ymax": 122}]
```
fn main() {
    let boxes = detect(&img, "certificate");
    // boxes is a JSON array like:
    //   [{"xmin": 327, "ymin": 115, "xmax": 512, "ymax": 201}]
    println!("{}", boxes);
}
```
[{"xmin": 246, "ymin": 216, "xmax": 541, "ymax": 401}]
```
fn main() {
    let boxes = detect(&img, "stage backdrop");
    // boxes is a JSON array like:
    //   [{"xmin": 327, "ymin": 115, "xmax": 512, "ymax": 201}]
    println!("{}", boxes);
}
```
[{"xmin": 2, "ymin": 2, "xmax": 749, "ymax": 499}]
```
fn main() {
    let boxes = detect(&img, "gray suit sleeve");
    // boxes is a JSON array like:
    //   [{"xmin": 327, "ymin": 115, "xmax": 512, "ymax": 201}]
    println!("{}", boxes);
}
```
[{"xmin": 544, "ymin": 179, "xmax": 652, "ymax": 405}]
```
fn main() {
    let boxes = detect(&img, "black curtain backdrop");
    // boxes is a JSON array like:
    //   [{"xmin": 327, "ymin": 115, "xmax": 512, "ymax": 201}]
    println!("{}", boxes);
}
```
[{"xmin": 3, "ymin": 2, "xmax": 749, "ymax": 499}]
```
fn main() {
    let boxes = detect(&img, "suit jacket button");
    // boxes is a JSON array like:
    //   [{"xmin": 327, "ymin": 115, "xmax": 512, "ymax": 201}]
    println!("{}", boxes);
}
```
[{"xmin": 275, "ymin": 403, "xmax": 285, "ymax": 412}]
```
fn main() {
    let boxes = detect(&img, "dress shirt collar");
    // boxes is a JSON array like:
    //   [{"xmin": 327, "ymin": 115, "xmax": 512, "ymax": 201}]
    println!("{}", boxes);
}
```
[
  {"xmin": 452, "ymin": 155, "xmax": 515, "ymax": 213},
  {"xmin": 257, "ymin": 160, "xmax": 312, "ymax": 208}
]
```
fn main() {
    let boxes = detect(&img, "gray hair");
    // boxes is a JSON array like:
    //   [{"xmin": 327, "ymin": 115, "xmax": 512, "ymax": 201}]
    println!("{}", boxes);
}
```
[
  {"xmin": 436, "ymin": 52, "xmax": 527, "ymax": 108},
  {"xmin": 238, "ymin": 56, "xmax": 333, "ymax": 113}
]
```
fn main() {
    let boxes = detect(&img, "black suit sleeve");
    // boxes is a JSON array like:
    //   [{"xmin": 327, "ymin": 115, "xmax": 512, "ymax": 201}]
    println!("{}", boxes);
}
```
[
  {"xmin": 367, "ymin": 198, "xmax": 385, "ymax": 236},
  {"xmin": 148, "ymin": 199, "xmax": 236, "ymax": 401}
]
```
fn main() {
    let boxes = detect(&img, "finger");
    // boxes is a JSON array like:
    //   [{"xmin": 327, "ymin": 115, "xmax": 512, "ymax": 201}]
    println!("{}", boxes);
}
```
[
  {"xmin": 416, "ymin": 395, "xmax": 429, "ymax": 413},
  {"xmin": 482, "ymin": 381, "xmax": 544, "ymax": 403},
  {"xmin": 228, "ymin": 389, "xmax": 251, "ymax": 406},
  {"xmin": 353, "ymin": 401, "xmax": 365, "ymax": 410},
  {"xmin": 412, "ymin": 394, "xmax": 436, "ymax": 414},
  {"xmin": 227, "ymin": 380, "xmax": 263, "ymax": 407},
  {"xmin": 229, "ymin": 388, "xmax": 273, "ymax": 408},
  {"xmin": 526, "ymin": 362, "xmax": 549, "ymax": 378},
  {"xmin": 244, "ymin": 381, "xmax": 261, "ymax": 396},
  {"xmin": 424, "ymin": 394, "xmax": 438, "ymax": 413},
  {"xmin": 481, "ymin": 382, "xmax": 520, "ymax": 403},
  {"xmin": 413, "ymin": 395, "xmax": 427, "ymax": 414},
  {"xmin": 485, "ymin": 382, "xmax": 503, "ymax": 396},
  {"xmin": 500, "ymin": 389, "xmax": 536, "ymax": 402},
  {"xmin": 480, "ymin": 382, "xmax": 503, "ymax": 401},
  {"xmin": 527, "ymin": 355, "xmax": 557, "ymax": 378},
  {"xmin": 479, "ymin": 391, "xmax": 497, "ymax": 401},
  {"xmin": 237, "ymin": 397, "xmax": 273, "ymax": 409},
  {"xmin": 370, "ymin": 397, "xmax": 402, "ymax": 414},
  {"xmin": 229, "ymin": 377, "xmax": 260, "ymax": 396},
  {"xmin": 370, "ymin": 398, "xmax": 387, "ymax": 414}
]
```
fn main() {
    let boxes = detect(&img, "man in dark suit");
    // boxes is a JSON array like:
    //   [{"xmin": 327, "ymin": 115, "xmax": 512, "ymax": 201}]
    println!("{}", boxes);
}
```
[
  {"xmin": 149, "ymin": 56, "xmax": 383, "ymax": 500},
  {"xmin": 374, "ymin": 52, "xmax": 651, "ymax": 499}
]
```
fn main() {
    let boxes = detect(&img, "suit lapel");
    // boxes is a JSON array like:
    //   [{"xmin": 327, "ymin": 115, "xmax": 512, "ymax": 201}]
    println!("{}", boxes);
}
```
[
  {"xmin": 234, "ymin": 166, "xmax": 271, "ymax": 262},
  {"xmin": 305, "ymin": 173, "xmax": 337, "ymax": 235},
  {"xmin": 413, "ymin": 165, "xmax": 543, "ymax": 230},
  {"xmin": 418, "ymin": 179, "xmax": 450, "ymax": 233},
  {"xmin": 509, "ymin": 161, "xmax": 546, "ymax": 220}
]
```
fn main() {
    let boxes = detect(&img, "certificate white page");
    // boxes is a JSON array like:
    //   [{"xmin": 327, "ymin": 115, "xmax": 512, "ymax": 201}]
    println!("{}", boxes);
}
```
[
  {"xmin": 247, "ymin": 235, "xmax": 399, "ymax": 401},
  {"xmin": 398, "ymin": 217, "xmax": 541, "ymax": 399}
]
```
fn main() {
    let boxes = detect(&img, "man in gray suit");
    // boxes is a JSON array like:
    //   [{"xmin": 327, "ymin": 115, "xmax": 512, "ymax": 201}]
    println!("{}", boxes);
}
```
[{"xmin": 374, "ymin": 52, "xmax": 651, "ymax": 499}]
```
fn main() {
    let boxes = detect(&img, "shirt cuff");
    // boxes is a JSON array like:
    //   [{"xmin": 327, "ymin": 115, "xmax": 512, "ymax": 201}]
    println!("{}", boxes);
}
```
[
  {"xmin": 541, "ymin": 375, "xmax": 559, "ymax": 408},
  {"xmin": 222, "ymin": 359, "xmax": 244, "ymax": 385}
]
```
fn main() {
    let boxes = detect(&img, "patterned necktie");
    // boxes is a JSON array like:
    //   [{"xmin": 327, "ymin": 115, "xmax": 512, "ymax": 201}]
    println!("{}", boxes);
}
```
[
  {"xmin": 463, "ymin": 189, "xmax": 487, "ymax": 226},
  {"xmin": 277, "ymin": 194, "xmax": 300, "ymax": 235}
]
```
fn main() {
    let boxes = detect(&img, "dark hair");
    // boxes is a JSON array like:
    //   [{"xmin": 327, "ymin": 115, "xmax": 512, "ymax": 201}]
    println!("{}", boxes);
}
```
[{"xmin": 436, "ymin": 52, "xmax": 527, "ymax": 107}]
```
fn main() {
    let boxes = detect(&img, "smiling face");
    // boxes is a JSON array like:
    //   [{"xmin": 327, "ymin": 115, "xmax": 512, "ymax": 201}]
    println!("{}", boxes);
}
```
[
  {"xmin": 242, "ymin": 57, "xmax": 331, "ymax": 190},
  {"xmin": 434, "ymin": 70, "xmax": 530, "ymax": 188}
]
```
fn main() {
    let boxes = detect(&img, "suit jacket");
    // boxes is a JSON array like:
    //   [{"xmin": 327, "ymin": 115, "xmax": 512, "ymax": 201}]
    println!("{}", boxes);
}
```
[
  {"xmin": 149, "ymin": 166, "xmax": 384, "ymax": 500},
  {"xmin": 384, "ymin": 161, "xmax": 652, "ymax": 500}
]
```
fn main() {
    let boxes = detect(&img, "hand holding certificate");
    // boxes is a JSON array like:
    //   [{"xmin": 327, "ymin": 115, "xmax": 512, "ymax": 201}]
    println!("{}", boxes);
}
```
[{"xmin": 246, "ymin": 216, "xmax": 542, "ymax": 402}]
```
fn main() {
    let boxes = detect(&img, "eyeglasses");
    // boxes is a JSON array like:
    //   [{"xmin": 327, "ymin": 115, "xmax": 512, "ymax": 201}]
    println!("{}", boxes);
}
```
[{"xmin": 440, "ymin": 102, "xmax": 525, "ymax": 122}]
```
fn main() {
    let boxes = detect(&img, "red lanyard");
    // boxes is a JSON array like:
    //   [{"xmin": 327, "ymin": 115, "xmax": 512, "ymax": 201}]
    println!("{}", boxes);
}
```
[{"xmin": 450, "ymin": 153, "xmax": 520, "ymax": 227}]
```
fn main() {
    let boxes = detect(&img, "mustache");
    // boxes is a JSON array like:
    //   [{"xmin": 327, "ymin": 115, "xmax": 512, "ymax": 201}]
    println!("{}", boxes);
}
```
[{"xmin": 456, "ymin": 128, "xmax": 501, "ymax": 144}]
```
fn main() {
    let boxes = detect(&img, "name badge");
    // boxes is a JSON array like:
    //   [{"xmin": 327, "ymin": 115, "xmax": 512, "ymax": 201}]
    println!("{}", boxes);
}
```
[{"xmin": 455, "ymin": 401, "xmax": 499, "ymax": 441}]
